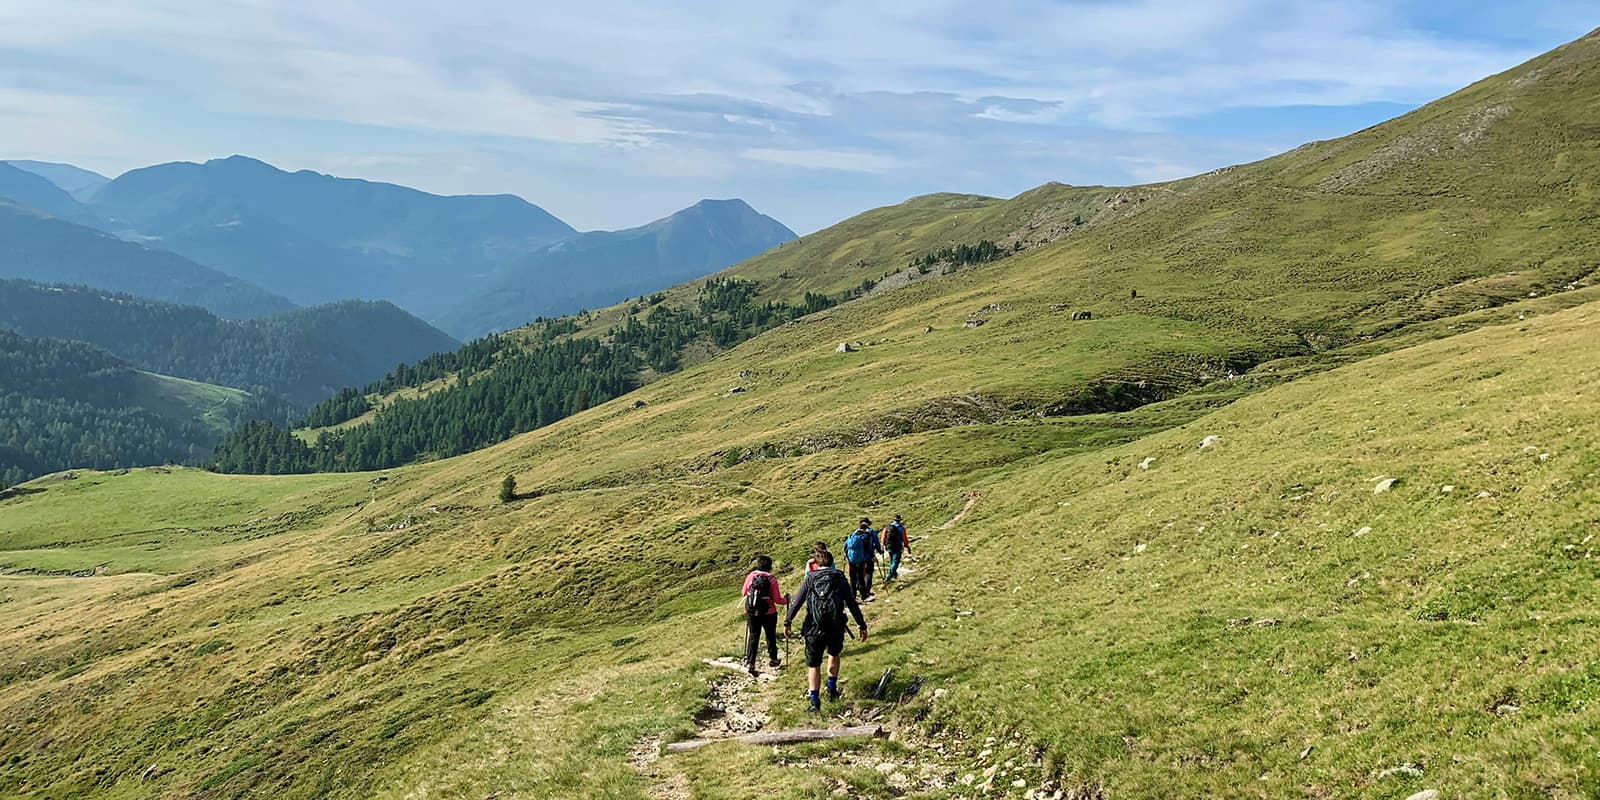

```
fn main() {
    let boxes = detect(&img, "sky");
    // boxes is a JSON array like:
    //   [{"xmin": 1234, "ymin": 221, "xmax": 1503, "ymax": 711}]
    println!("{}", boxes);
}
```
[{"xmin": 0, "ymin": 1, "xmax": 1593, "ymax": 233}]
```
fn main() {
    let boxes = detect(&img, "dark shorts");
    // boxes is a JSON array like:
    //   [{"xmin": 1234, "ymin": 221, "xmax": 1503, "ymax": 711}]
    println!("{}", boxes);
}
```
[{"xmin": 803, "ymin": 627, "xmax": 845, "ymax": 667}]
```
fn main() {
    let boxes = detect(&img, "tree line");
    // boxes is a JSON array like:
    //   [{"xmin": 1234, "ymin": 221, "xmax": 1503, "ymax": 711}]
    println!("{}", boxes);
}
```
[
  {"xmin": 0, "ymin": 279, "xmax": 457, "ymax": 409},
  {"xmin": 210, "ymin": 279, "xmax": 839, "ymax": 474},
  {"xmin": 0, "ymin": 328, "xmax": 286, "ymax": 485}
]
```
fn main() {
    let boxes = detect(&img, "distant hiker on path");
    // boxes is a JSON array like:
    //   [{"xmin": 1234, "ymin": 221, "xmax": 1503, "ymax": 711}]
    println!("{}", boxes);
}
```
[
  {"xmin": 881, "ymin": 514, "xmax": 911, "ymax": 582},
  {"xmin": 741, "ymin": 555, "xmax": 789, "ymax": 676},
  {"xmin": 784, "ymin": 550, "xmax": 868, "ymax": 714},
  {"xmin": 844, "ymin": 518, "xmax": 883, "ymax": 602}
]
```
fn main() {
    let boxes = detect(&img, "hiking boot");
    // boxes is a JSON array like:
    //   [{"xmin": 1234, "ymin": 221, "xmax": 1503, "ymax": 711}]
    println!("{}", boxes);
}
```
[
  {"xmin": 827, "ymin": 687, "xmax": 841, "ymax": 703},
  {"xmin": 769, "ymin": 658, "xmax": 781, "ymax": 669},
  {"xmin": 807, "ymin": 701, "xmax": 821, "ymax": 715}
]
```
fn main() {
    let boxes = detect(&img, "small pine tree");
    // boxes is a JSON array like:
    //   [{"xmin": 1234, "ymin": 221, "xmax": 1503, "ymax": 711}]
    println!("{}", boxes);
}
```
[{"xmin": 499, "ymin": 473, "xmax": 516, "ymax": 503}]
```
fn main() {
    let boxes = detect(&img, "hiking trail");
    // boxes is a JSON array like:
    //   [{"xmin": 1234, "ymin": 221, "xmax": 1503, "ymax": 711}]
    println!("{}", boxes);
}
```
[
  {"xmin": 630, "ymin": 535, "xmax": 1076, "ymax": 799},
  {"xmin": 938, "ymin": 491, "xmax": 983, "ymax": 529}
]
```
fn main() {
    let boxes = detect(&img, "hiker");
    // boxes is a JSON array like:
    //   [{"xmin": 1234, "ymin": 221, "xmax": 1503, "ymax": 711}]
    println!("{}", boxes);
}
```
[
  {"xmin": 805, "ymin": 540, "xmax": 829, "ymax": 572},
  {"xmin": 784, "ymin": 549, "xmax": 868, "ymax": 713},
  {"xmin": 844, "ymin": 518, "xmax": 883, "ymax": 601},
  {"xmin": 741, "ymin": 555, "xmax": 789, "ymax": 676},
  {"xmin": 881, "ymin": 514, "xmax": 911, "ymax": 582}
]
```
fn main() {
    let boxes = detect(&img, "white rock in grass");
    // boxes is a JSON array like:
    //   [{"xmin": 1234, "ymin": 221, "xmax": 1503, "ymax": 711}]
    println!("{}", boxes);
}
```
[
  {"xmin": 1354, "ymin": 526, "xmax": 1371, "ymax": 537},
  {"xmin": 1376, "ymin": 764, "xmax": 1424, "ymax": 779},
  {"xmin": 1200, "ymin": 435, "xmax": 1221, "ymax": 449},
  {"xmin": 1373, "ymin": 477, "xmax": 1397, "ymax": 494},
  {"xmin": 1138, "ymin": 457, "xmax": 1156, "ymax": 470},
  {"xmin": 1404, "ymin": 791, "xmax": 1440, "ymax": 800},
  {"xmin": 1441, "ymin": 485, "xmax": 1455, "ymax": 493}
]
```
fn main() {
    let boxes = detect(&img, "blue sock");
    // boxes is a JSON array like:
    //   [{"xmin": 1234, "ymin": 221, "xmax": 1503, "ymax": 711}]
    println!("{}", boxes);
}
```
[
  {"xmin": 808, "ymin": 690, "xmax": 820, "ymax": 705},
  {"xmin": 827, "ymin": 676, "xmax": 838, "ymax": 693}
]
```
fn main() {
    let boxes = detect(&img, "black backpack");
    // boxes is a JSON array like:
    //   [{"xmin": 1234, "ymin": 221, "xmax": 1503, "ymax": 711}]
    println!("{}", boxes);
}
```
[
  {"xmin": 884, "ymin": 522, "xmax": 906, "ymax": 552},
  {"xmin": 745, "ymin": 573, "xmax": 773, "ymax": 617},
  {"xmin": 805, "ymin": 569, "xmax": 847, "ymax": 633}
]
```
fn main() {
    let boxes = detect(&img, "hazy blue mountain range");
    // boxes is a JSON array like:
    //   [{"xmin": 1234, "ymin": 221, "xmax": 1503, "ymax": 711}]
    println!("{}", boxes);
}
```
[
  {"xmin": 0, "ymin": 279, "xmax": 458, "ymax": 408},
  {"xmin": 0, "ymin": 162, "xmax": 97, "ymax": 223},
  {"xmin": 0, "ymin": 200, "xmax": 297, "ymax": 319},
  {"xmin": 0, "ymin": 155, "xmax": 798, "ymax": 337},
  {"xmin": 441, "ymin": 198, "xmax": 797, "ymax": 336},
  {"xmin": 5, "ymin": 160, "xmax": 110, "ymax": 201},
  {"xmin": 83, "ymin": 155, "xmax": 577, "ymax": 320}
]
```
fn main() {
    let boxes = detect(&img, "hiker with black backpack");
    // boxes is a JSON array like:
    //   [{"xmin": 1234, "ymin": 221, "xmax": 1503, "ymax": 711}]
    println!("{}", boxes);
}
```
[
  {"xmin": 783, "ymin": 549, "xmax": 868, "ymax": 714},
  {"xmin": 881, "ymin": 514, "xmax": 911, "ymax": 583},
  {"xmin": 844, "ymin": 518, "xmax": 883, "ymax": 602},
  {"xmin": 741, "ymin": 555, "xmax": 790, "ymax": 676}
]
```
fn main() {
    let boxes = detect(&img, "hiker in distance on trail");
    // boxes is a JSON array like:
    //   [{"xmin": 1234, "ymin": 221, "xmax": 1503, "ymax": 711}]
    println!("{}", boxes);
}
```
[
  {"xmin": 784, "ymin": 549, "xmax": 869, "ymax": 714},
  {"xmin": 741, "ymin": 555, "xmax": 790, "ymax": 677},
  {"xmin": 881, "ymin": 513, "xmax": 911, "ymax": 583},
  {"xmin": 844, "ymin": 518, "xmax": 884, "ymax": 602}
]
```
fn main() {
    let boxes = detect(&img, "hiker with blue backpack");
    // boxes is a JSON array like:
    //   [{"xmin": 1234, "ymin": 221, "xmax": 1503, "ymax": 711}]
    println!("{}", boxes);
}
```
[
  {"xmin": 741, "ymin": 555, "xmax": 789, "ymax": 677},
  {"xmin": 844, "ymin": 518, "xmax": 884, "ymax": 602},
  {"xmin": 881, "ymin": 514, "xmax": 911, "ymax": 582},
  {"xmin": 784, "ymin": 549, "xmax": 868, "ymax": 714}
]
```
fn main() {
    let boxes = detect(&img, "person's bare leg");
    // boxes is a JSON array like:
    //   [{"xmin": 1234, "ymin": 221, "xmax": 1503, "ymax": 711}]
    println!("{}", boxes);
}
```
[
  {"xmin": 828, "ymin": 655, "xmax": 841, "ymax": 680},
  {"xmin": 808, "ymin": 666, "xmax": 822, "ymax": 692}
]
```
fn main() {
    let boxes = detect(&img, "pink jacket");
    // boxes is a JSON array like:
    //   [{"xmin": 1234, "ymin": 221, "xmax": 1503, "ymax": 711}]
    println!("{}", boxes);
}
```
[{"xmin": 741, "ymin": 570, "xmax": 788, "ymax": 615}]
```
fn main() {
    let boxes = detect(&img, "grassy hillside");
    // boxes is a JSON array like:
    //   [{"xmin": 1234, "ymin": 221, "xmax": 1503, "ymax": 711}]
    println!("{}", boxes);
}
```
[
  {"xmin": 2, "ymin": 26, "xmax": 1599, "ymax": 800},
  {"xmin": 322, "ymin": 24, "xmax": 1599, "ymax": 462}
]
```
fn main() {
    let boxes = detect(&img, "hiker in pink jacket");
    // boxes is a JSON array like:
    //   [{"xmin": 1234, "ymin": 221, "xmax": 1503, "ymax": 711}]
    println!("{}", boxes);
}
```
[{"xmin": 741, "ymin": 554, "xmax": 789, "ymax": 676}]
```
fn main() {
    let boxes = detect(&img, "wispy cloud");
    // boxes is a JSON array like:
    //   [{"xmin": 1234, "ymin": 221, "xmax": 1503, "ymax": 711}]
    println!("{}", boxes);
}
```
[
  {"xmin": 740, "ymin": 147, "xmax": 905, "ymax": 173},
  {"xmin": 0, "ymin": 0, "xmax": 1589, "ymax": 231}
]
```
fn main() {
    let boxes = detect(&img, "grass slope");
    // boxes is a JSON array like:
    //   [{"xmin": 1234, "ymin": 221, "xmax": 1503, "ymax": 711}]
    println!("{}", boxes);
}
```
[{"xmin": 2, "ymin": 27, "xmax": 1599, "ymax": 800}]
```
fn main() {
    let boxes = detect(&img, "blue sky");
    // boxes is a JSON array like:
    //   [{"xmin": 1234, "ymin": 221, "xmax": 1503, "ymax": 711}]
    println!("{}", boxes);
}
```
[{"xmin": 0, "ymin": 1, "xmax": 1592, "ymax": 233}]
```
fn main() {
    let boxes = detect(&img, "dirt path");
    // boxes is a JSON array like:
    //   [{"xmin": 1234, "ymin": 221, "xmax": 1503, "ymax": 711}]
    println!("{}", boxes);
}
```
[{"xmin": 938, "ymin": 491, "xmax": 983, "ymax": 529}]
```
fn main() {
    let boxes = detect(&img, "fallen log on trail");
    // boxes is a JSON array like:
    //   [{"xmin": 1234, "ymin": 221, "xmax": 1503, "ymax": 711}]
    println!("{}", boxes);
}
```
[{"xmin": 666, "ymin": 724, "xmax": 883, "ymax": 752}]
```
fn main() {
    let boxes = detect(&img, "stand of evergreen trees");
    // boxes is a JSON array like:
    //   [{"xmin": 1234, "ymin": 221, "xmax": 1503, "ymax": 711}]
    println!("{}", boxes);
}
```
[
  {"xmin": 0, "ymin": 328, "xmax": 288, "ymax": 485},
  {"xmin": 210, "ymin": 279, "xmax": 838, "ymax": 474},
  {"xmin": 0, "ymin": 280, "xmax": 459, "ymax": 408},
  {"xmin": 909, "ymin": 239, "xmax": 1012, "ymax": 272}
]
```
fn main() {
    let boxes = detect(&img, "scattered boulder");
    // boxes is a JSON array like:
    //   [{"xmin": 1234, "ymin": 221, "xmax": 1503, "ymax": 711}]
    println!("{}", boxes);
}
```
[
  {"xmin": 1373, "ymin": 477, "xmax": 1397, "ymax": 494},
  {"xmin": 964, "ymin": 318, "xmax": 986, "ymax": 328},
  {"xmin": 1404, "ymin": 791, "xmax": 1440, "ymax": 800},
  {"xmin": 1138, "ymin": 457, "xmax": 1155, "ymax": 470},
  {"xmin": 836, "ymin": 342, "xmax": 856, "ymax": 353},
  {"xmin": 629, "ymin": 399, "xmax": 648, "ymax": 409},
  {"xmin": 729, "ymin": 386, "xmax": 747, "ymax": 394},
  {"xmin": 1440, "ymin": 484, "xmax": 1454, "ymax": 493},
  {"xmin": 1050, "ymin": 303, "xmax": 1070, "ymax": 312},
  {"xmin": 1200, "ymin": 435, "xmax": 1222, "ymax": 449},
  {"xmin": 738, "ymin": 369, "xmax": 753, "ymax": 378},
  {"xmin": 1130, "ymin": 289, "xmax": 1138, "ymax": 298},
  {"xmin": 1070, "ymin": 310, "xmax": 1093, "ymax": 321},
  {"xmin": 922, "ymin": 325, "xmax": 934, "ymax": 334}
]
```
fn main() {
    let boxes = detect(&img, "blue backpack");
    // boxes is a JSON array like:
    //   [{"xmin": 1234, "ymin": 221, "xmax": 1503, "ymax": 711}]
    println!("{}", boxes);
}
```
[{"xmin": 845, "ymin": 530, "xmax": 874, "ymax": 563}]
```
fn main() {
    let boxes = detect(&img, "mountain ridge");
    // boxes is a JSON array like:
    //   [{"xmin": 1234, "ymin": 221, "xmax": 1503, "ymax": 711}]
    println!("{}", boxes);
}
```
[
  {"xmin": 0, "ymin": 200, "xmax": 297, "ymax": 318},
  {"xmin": 438, "ymin": 196, "xmax": 798, "ymax": 336},
  {"xmin": 0, "ymin": 279, "xmax": 459, "ymax": 408}
]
